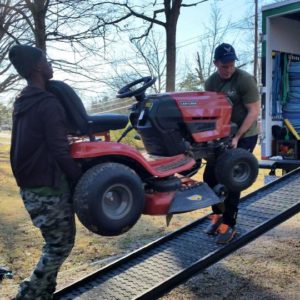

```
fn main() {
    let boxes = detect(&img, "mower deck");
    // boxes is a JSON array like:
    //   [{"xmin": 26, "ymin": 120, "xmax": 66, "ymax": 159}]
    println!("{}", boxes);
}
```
[{"xmin": 168, "ymin": 182, "xmax": 221, "ymax": 214}]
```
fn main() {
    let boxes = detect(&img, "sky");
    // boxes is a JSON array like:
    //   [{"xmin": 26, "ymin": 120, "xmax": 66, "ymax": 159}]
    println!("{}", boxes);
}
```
[
  {"xmin": 176, "ymin": 0, "xmax": 281, "ymax": 72},
  {"xmin": 176, "ymin": 0, "xmax": 254, "ymax": 75},
  {"xmin": 177, "ymin": 0, "xmax": 249, "ymax": 46},
  {"xmin": 178, "ymin": 0, "xmax": 280, "ymax": 44},
  {"xmin": 178, "ymin": 0, "xmax": 281, "ymax": 40}
]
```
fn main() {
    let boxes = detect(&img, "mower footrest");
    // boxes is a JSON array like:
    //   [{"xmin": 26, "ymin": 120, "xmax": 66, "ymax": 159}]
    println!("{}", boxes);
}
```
[
  {"xmin": 154, "ymin": 156, "xmax": 194, "ymax": 173},
  {"xmin": 168, "ymin": 183, "xmax": 221, "ymax": 214}
]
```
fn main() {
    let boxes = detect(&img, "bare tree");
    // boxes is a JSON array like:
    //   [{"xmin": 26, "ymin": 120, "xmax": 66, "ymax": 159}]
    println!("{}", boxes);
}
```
[
  {"xmin": 0, "ymin": 0, "xmax": 24, "ymax": 93},
  {"xmin": 0, "ymin": 0, "xmax": 112, "ymax": 95},
  {"xmin": 254, "ymin": 0, "xmax": 258, "ymax": 79},
  {"xmin": 179, "ymin": 1, "xmax": 231, "ymax": 90},
  {"xmin": 103, "ymin": 31, "xmax": 166, "ymax": 94},
  {"xmin": 178, "ymin": 72, "xmax": 201, "ymax": 91},
  {"xmin": 96, "ymin": 0, "xmax": 208, "ymax": 92},
  {"xmin": 195, "ymin": 0, "xmax": 231, "ymax": 86},
  {"xmin": 232, "ymin": 0, "xmax": 264, "ymax": 81},
  {"xmin": 0, "ymin": 101, "xmax": 12, "ymax": 127},
  {"xmin": 1, "ymin": 0, "xmax": 210, "ymax": 96},
  {"xmin": 131, "ymin": 32, "xmax": 166, "ymax": 93}
]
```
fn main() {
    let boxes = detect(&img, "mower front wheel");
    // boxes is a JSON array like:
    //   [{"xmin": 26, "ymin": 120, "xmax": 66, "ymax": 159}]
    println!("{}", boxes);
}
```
[
  {"xmin": 73, "ymin": 163, "xmax": 145, "ymax": 236},
  {"xmin": 215, "ymin": 148, "xmax": 258, "ymax": 192}
]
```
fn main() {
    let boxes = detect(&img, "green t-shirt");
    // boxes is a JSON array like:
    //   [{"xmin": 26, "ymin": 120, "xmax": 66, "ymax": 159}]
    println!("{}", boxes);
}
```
[
  {"xmin": 25, "ymin": 174, "xmax": 70, "ymax": 196},
  {"xmin": 205, "ymin": 68, "xmax": 259, "ymax": 138}
]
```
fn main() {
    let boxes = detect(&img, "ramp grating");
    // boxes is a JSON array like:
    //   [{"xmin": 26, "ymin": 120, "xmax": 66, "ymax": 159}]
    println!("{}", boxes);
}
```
[{"xmin": 54, "ymin": 169, "xmax": 300, "ymax": 300}]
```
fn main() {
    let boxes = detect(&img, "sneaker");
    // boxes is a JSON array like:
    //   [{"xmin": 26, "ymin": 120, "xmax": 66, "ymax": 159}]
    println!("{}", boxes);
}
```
[
  {"xmin": 216, "ymin": 223, "xmax": 237, "ymax": 244},
  {"xmin": 205, "ymin": 214, "xmax": 223, "ymax": 235}
]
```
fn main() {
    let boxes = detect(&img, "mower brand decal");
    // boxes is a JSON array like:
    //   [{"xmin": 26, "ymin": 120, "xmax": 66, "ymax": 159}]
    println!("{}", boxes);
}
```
[
  {"xmin": 179, "ymin": 101, "xmax": 197, "ymax": 106},
  {"xmin": 188, "ymin": 194, "xmax": 202, "ymax": 201}
]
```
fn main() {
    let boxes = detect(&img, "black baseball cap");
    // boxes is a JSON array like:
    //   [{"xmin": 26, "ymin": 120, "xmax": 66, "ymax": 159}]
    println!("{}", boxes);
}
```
[{"xmin": 214, "ymin": 43, "xmax": 238, "ymax": 63}]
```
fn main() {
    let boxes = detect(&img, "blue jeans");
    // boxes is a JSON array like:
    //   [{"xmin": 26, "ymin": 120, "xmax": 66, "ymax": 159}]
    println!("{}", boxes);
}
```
[{"xmin": 203, "ymin": 135, "xmax": 258, "ymax": 226}]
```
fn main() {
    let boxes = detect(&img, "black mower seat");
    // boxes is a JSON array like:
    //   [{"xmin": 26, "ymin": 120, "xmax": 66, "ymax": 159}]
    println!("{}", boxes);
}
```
[
  {"xmin": 46, "ymin": 80, "xmax": 128, "ymax": 135},
  {"xmin": 87, "ymin": 114, "xmax": 129, "ymax": 132}
]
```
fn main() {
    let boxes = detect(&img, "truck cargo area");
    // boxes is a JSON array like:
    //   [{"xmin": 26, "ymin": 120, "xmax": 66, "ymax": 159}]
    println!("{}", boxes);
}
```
[{"xmin": 261, "ymin": 0, "xmax": 300, "ymax": 172}]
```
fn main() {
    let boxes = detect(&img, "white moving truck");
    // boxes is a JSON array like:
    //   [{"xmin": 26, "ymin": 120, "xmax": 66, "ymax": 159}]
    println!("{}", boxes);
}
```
[{"xmin": 261, "ymin": 0, "xmax": 300, "ymax": 172}]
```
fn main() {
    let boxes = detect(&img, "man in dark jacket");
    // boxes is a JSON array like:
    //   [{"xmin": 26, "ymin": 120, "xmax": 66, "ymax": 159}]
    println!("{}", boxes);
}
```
[{"xmin": 9, "ymin": 44, "xmax": 82, "ymax": 299}]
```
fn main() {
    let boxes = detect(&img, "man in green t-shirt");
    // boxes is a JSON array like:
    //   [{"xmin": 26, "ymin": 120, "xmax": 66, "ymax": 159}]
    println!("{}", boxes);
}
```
[{"xmin": 204, "ymin": 43, "xmax": 260, "ymax": 244}]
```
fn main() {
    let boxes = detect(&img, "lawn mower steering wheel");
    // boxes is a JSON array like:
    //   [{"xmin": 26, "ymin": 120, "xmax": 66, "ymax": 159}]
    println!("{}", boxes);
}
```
[{"xmin": 117, "ymin": 76, "xmax": 156, "ymax": 99}]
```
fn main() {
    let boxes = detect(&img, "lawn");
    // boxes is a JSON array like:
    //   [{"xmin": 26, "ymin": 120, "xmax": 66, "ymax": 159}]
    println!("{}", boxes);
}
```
[{"xmin": 0, "ymin": 132, "xmax": 270, "ymax": 299}]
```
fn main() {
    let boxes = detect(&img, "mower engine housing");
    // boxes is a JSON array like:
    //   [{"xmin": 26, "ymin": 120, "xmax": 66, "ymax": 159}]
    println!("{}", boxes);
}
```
[{"xmin": 132, "ymin": 91, "xmax": 233, "ymax": 157}]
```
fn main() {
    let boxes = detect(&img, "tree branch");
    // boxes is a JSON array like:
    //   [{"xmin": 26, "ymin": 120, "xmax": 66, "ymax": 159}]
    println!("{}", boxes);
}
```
[
  {"xmin": 181, "ymin": 0, "xmax": 208, "ymax": 7},
  {"xmin": 0, "ymin": 2, "xmax": 35, "ymax": 34}
]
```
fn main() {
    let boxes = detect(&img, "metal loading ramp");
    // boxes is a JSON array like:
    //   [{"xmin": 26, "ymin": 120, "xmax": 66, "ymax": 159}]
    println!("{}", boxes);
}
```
[{"xmin": 54, "ymin": 168, "xmax": 300, "ymax": 300}]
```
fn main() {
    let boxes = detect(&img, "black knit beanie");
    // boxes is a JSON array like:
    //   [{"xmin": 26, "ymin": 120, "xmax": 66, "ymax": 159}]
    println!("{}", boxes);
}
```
[{"xmin": 9, "ymin": 45, "xmax": 44, "ymax": 79}]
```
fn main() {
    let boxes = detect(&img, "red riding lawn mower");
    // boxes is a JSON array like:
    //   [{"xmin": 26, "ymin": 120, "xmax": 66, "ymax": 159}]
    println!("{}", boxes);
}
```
[{"xmin": 46, "ymin": 76, "xmax": 258, "ymax": 236}]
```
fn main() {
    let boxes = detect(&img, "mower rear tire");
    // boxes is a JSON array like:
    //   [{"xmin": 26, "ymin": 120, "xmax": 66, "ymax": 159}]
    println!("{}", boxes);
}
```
[
  {"xmin": 73, "ymin": 163, "xmax": 145, "ymax": 236},
  {"xmin": 215, "ymin": 148, "xmax": 258, "ymax": 192}
]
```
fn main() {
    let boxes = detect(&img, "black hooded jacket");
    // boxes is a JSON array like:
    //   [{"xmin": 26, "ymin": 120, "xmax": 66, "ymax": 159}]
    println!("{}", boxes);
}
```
[{"xmin": 10, "ymin": 86, "xmax": 81, "ymax": 188}]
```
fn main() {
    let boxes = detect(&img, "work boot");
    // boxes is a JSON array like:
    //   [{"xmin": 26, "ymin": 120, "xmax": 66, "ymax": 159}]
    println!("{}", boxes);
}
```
[
  {"xmin": 216, "ymin": 223, "xmax": 237, "ymax": 244},
  {"xmin": 205, "ymin": 214, "xmax": 223, "ymax": 235}
]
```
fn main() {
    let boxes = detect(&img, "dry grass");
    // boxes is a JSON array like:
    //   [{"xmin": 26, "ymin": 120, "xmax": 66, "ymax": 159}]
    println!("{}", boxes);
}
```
[{"xmin": 0, "ymin": 134, "xmax": 290, "ymax": 299}]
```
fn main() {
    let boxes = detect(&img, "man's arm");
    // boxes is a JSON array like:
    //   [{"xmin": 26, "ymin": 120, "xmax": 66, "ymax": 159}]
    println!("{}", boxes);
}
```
[{"xmin": 231, "ymin": 100, "xmax": 260, "ymax": 148}]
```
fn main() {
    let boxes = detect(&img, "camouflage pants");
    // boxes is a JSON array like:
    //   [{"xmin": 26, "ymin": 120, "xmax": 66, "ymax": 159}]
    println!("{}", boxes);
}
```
[{"xmin": 15, "ymin": 190, "xmax": 76, "ymax": 300}]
